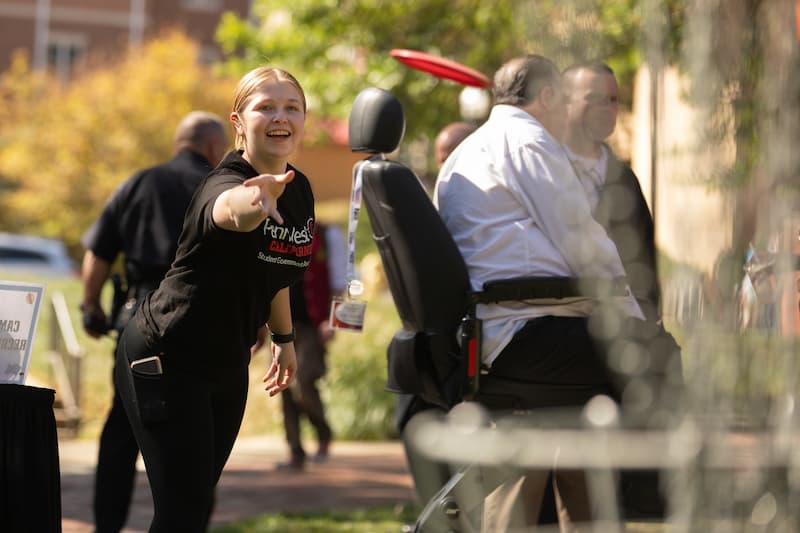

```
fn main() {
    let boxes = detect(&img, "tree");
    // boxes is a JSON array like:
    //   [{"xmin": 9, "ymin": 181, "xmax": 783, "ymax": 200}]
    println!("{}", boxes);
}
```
[
  {"xmin": 0, "ymin": 31, "xmax": 234, "ymax": 254},
  {"xmin": 216, "ymin": 0, "xmax": 519, "ymax": 142},
  {"xmin": 215, "ymin": 0, "xmax": 673, "ymax": 144}
]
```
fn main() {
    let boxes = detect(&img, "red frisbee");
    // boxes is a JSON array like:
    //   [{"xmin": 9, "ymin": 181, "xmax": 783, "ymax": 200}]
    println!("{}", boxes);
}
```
[{"xmin": 390, "ymin": 49, "xmax": 492, "ymax": 88}]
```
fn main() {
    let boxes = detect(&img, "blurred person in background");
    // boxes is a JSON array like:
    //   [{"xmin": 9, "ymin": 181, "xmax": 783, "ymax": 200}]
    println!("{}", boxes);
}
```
[
  {"xmin": 562, "ymin": 60, "xmax": 680, "ymax": 519},
  {"xmin": 561, "ymin": 61, "xmax": 661, "ymax": 322},
  {"xmin": 80, "ymin": 111, "xmax": 227, "ymax": 533},
  {"xmin": 434, "ymin": 121, "xmax": 478, "ymax": 168},
  {"xmin": 279, "ymin": 222, "xmax": 346, "ymax": 470}
]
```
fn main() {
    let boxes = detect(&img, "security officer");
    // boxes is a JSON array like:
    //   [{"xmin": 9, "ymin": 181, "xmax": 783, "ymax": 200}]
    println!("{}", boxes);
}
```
[{"xmin": 79, "ymin": 111, "xmax": 228, "ymax": 533}]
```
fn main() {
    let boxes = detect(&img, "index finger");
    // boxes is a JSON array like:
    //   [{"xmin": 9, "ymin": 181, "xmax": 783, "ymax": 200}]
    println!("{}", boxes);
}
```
[
  {"xmin": 276, "ymin": 170, "xmax": 295, "ymax": 184},
  {"xmin": 242, "ymin": 170, "xmax": 295, "ymax": 187}
]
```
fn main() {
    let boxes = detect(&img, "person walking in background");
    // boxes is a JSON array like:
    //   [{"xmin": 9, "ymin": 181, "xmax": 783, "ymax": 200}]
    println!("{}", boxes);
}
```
[
  {"xmin": 412, "ymin": 121, "xmax": 478, "ymax": 193},
  {"xmin": 114, "ymin": 66, "xmax": 314, "ymax": 532},
  {"xmin": 280, "ymin": 222, "xmax": 346, "ymax": 470},
  {"xmin": 79, "ymin": 111, "xmax": 227, "ymax": 533}
]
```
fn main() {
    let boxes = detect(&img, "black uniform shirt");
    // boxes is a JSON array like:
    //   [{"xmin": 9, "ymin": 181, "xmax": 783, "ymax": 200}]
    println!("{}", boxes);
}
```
[
  {"xmin": 81, "ymin": 149, "xmax": 214, "ymax": 283},
  {"xmin": 136, "ymin": 150, "xmax": 315, "ymax": 372}
]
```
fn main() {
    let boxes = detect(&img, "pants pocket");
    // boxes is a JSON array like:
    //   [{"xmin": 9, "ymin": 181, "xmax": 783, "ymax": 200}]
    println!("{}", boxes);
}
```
[
  {"xmin": 130, "ymin": 370, "xmax": 168, "ymax": 426},
  {"xmin": 116, "ymin": 324, "xmax": 169, "ymax": 427}
]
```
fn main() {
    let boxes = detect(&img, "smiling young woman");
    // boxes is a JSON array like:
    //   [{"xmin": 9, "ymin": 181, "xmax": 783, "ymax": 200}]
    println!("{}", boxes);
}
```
[
  {"xmin": 230, "ymin": 68, "xmax": 307, "ymax": 175},
  {"xmin": 113, "ymin": 66, "xmax": 315, "ymax": 532}
]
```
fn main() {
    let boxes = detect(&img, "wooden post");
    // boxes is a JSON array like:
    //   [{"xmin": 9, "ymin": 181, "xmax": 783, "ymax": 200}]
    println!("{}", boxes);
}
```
[{"xmin": 780, "ymin": 217, "xmax": 800, "ymax": 336}]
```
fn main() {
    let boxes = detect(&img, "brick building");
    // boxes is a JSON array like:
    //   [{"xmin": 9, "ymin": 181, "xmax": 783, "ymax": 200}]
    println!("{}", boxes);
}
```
[
  {"xmin": 0, "ymin": 0, "xmax": 362, "ymax": 203},
  {"xmin": 0, "ymin": 0, "xmax": 250, "ymax": 78}
]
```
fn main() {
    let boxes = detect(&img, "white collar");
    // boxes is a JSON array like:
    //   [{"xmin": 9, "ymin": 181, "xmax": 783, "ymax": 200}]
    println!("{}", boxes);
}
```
[{"xmin": 563, "ymin": 144, "xmax": 607, "ymax": 178}]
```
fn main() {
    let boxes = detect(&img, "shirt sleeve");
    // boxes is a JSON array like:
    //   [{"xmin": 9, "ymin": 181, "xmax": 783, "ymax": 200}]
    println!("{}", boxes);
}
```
[
  {"xmin": 506, "ymin": 140, "xmax": 627, "ymax": 279},
  {"xmin": 195, "ymin": 174, "xmax": 243, "ymax": 233},
  {"xmin": 80, "ymin": 179, "xmax": 132, "ymax": 262}
]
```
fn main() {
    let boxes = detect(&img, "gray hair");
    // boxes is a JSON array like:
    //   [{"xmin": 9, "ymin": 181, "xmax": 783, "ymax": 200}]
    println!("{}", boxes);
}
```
[
  {"xmin": 173, "ymin": 111, "xmax": 226, "ymax": 149},
  {"xmin": 493, "ymin": 54, "xmax": 560, "ymax": 107}
]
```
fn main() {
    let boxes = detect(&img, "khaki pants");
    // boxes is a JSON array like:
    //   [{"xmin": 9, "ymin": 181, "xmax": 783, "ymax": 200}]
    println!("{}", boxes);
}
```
[{"xmin": 483, "ymin": 468, "xmax": 593, "ymax": 532}]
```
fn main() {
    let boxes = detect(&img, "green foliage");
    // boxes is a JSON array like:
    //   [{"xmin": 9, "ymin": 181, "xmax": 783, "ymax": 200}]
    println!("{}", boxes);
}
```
[
  {"xmin": 11, "ymin": 267, "xmax": 400, "ymax": 441},
  {"xmin": 215, "ymin": 0, "xmax": 517, "ymax": 142},
  {"xmin": 324, "ymin": 292, "xmax": 402, "ymax": 440},
  {"xmin": 216, "ymin": 0, "xmax": 680, "ymax": 145},
  {"xmin": 0, "ymin": 31, "xmax": 235, "ymax": 256},
  {"xmin": 242, "ymin": 288, "xmax": 401, "ymax": 442},
  {"xmin": 211, "ymin": 504, "xmax": 419, "ymax": 533}
]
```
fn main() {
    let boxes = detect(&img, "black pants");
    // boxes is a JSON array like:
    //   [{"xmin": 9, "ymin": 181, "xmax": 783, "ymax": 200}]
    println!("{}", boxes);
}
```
[
  {"xmin": 95, "ymin": 282, "xmax": 160, "ymax": 532},
  {"xmin": 485, "ymin": 314, "xmax": 683, "ymax": 419},
  {"xmin": 114, "ymin": 322, "xmax": 248, "ymax": 533},
  {"xmin": 94, "ymin": 377, "xmax": 139, "ymax": 533},
  {"xmin": 480, "ymin": 314, "xmax": 682, "ymax": 523},
  {"xmin": 483, "ymin": 316, "xmax": 616, "ymax": 408},
  {"xmin": 480, "ymin": 316, "xmax": 616, "ymax": 526},
  {"xmin": 280, "ymin": 323, "xmax": 332, "ymax": 460}
]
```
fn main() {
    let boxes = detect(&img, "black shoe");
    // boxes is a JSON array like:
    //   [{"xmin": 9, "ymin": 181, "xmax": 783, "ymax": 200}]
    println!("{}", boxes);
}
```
[
  {"xmin": 275, "ymin": 455, "xmax": 305, "ymax": 471},
  {"xmin": 312, "ymin": 440, "xmax": 330, "ymax": 463}
]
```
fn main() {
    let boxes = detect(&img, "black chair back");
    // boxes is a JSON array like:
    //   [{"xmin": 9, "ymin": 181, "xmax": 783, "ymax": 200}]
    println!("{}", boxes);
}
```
[{"xmin": 349, "ymin": 88, "xmax": 470, "ymax": 409}]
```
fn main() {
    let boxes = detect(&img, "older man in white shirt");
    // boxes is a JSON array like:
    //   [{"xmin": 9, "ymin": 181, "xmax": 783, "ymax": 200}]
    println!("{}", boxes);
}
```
[
  {"xmin": 435, "ymin": 55, "xmax": 642, "ymax": 370},
  {"xmin": 434, "ymin": 54, "xmax": 681, "ymax": 531}
]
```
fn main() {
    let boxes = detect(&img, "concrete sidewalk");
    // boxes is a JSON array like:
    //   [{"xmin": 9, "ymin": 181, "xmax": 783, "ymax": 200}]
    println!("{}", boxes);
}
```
[{"xmin": 59, "ymin": 434, "xmax": 416, "ymax": 532}]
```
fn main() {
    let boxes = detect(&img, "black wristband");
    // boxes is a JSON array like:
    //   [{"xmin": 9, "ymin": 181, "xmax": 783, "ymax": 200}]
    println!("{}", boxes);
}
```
[{"xmin": 270, "ymin": 328, "xmax": 295, "ymax": 344}]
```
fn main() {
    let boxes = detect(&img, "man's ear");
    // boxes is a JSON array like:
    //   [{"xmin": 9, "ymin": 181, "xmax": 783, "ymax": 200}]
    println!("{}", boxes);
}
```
[{"xmin": 539, "ymin": 84, "xmax": 555, "ymax": 109}]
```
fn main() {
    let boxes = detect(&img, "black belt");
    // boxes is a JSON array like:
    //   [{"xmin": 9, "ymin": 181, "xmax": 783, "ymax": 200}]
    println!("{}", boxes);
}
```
[{"xmin": 471, "ymin": 276, "xmax": 629, "ymax": 305}]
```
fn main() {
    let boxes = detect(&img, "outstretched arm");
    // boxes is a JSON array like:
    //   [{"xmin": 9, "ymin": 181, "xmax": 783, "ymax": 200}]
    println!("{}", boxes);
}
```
[{"xmin": 212, "ymin": 170, "xmax": 295, "ymax": 232}]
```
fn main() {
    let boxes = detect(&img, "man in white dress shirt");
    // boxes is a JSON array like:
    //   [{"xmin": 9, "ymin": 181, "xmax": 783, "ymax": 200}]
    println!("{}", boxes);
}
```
[
  {"xmin": 434, "ymin": 54, "xmax": 682, "ymax": 530},
  {"xmin": 434, "ymin": 53, "xmax": 633, "ymax": 530},
  {"xmin": 435, "ymin": 54, "xmax": 643, "ymax": 377}
]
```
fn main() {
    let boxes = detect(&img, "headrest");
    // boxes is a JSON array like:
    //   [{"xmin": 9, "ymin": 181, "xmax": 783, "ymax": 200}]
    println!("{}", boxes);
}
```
[{"xmin": 348, "ymin": 88, "xmax": 405, "ymax": 154}]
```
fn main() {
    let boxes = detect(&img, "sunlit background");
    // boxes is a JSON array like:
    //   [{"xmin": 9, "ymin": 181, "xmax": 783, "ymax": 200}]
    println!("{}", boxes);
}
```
[{"xmin": 1, "ymin": 0, "xmax": 799, "ymax": 530}]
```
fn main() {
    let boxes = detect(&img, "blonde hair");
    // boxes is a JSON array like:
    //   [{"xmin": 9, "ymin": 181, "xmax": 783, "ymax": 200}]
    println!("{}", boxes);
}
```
[{"xmin": 231, "ymin": 67, "xmax": 307, "ymax": 150}]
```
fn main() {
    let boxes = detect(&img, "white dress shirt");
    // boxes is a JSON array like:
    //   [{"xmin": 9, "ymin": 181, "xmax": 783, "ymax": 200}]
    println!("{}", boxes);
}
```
[{"xmin": 434, "ymin": 105, "xmax": 643, "ymax": 366}]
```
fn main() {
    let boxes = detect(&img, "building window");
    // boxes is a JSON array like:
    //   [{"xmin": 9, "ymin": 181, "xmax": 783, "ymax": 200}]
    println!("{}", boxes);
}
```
[
  {"xmin": 197, "ymin": 45, "xmax": 220, "ymax": 65},
  {"xmin": 46, "ymin": 33, "xmax": 86, "ymax": 81},
  {"xmin": 181, "ymin": 0, "xmax": 223, "ymax": 12}
]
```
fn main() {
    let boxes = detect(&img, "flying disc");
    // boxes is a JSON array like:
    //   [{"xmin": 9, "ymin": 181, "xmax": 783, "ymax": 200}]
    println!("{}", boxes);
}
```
[{"xmin": 390, "ymin": 49, "xmax": 492, "ymax": 88}]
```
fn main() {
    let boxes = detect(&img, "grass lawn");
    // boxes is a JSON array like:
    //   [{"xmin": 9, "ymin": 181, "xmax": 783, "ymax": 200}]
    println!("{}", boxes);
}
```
[
  {"xmin": 208, "ymin": 506, "xmax": 670, "ymax": 532},
  {"xmin": 211, "ymin": 505, "xmax": 418, "ymax": 533},
  {"xmin": 1, "ymin": 264, "xmax": 402, "ymax": 441},
  {"xmin": 6, "ymin": 269, "xmax": 414, "ymax": 530}
]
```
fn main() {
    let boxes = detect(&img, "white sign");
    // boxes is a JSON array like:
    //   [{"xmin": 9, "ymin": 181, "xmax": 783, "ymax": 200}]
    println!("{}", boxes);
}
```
[{"xmin": 0, "ymin": 281, "xmax": 44, "ymax": 384}]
